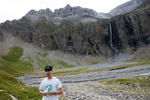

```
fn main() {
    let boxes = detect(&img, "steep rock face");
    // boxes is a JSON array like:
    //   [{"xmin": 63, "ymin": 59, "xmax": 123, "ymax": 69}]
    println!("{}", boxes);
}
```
[
  {"xmin": 111, "ymin": 0, "xmax": 150, "ymax": 53},
  {"xmin": 39, "ymin": 20, "xmax": 113, "ymax": 56},
  {"xmin": 0, "ymin": 30, "xmax": 4, "ymax": 41},
  {"xmin": 63, "ymin": 19, "xmax": 112, "ymax": 56},
  {"xmin": 0, "ymin": 18, "xmax": 112, "ymax": 56}
]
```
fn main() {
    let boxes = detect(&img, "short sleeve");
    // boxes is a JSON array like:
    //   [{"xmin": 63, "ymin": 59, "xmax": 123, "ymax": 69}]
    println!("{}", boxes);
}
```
[
  {"xmin": 39, "ymin": 80, "xmax": 44, "ymax": 90},
  {"xmin": 57, "ymin": 79, "xmax": 62, "ymax": 89}
]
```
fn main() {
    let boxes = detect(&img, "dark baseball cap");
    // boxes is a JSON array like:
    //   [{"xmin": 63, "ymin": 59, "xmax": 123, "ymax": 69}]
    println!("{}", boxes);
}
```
[{"xmin": 44, "ymin": 65, "xmax": 53, "ymax": 71}]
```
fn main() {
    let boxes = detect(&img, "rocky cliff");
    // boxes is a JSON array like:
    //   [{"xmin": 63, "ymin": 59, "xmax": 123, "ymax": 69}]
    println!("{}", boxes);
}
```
[
  {"xmin": 110, "ymin": 0, "xmax": 150, "ymax": 54},
  {"xmin": 0, "ymin": 17, "xmax": 112, "ymax": 56},
  {"xmin": 0, "ymin": 30, "xmax": 4, "ymax": 41},
  {"xmin": 0, "ymin": 0, "xmax": 150, "ymax": 57}
]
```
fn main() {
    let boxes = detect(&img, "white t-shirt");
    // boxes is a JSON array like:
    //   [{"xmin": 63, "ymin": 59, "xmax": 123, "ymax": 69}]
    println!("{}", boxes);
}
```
[{"xmin": 39, "ymin": 77, "xmax": 62, "ymax": 100}]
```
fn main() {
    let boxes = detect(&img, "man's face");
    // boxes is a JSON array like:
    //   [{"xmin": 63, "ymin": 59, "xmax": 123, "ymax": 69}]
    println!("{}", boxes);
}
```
[{"xmin": 45, "ymin": 70, "xmax": 53, "ymax": 77}]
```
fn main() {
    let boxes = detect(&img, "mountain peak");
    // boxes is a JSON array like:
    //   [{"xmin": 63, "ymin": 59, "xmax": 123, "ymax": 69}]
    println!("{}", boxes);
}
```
[{"xmin": 65, "ymin": 4, "xmax": 71, "ymax": 9}]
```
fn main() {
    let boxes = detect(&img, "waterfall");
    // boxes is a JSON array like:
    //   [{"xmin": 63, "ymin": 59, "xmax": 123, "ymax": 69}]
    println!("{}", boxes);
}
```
[
  {"xmin": 109, "ymin": 20, "xmax": 113, "ymax": 47},
  {"xmin": 109, "ymin": 20, "xmax": 119, "ymax": 55}
]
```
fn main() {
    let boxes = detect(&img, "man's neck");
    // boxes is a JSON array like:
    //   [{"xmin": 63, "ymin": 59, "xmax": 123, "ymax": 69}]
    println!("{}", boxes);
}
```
[{"xmin": 47, "ymin": 76, "xmax": 53, "ymax": 79}]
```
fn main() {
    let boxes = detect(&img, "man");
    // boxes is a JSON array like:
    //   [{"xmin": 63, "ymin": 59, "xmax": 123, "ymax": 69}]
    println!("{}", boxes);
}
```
[{"xmin": 39, "ymin": 65, "xmax": 63, "ymax": 100}]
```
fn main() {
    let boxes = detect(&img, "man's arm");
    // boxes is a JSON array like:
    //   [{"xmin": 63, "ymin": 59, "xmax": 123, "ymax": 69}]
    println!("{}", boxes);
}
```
[
  {"xmin": 55, "ymin": 88, "xmax": 63, "ymax": 94},
  {"xmin": 48, "ymin": 88, "xmax": 63, "ymax": 95}
]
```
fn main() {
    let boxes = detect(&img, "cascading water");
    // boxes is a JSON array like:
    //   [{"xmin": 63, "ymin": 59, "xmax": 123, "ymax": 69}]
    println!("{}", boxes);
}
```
[
  {"xmin": 109, "ymin": 20, "xmax": 119, "ymax": 56},
  {"xmin": 108, "ymin": 20, "xmax": 133, "ymax": 61}
]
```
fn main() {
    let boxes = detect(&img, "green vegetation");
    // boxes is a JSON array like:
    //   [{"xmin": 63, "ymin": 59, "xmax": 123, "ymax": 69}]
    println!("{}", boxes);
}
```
[
  {"xmin": 34, "ymin": 54, "xmax": 76, "ymax": 70},
  {"xmin": 103, "ymin": 63, "xmax": 136, "ymax": 71},
  {"xmin": 125, "ymin": 59, "xmax": 150, "ymax": 65},
  {"xmin": 38, "ymin": 52, "xmax": 48, "ymax": 57},
  {"xmin": 57, "ymin": 60, "xmax": 75, "ymax": 68},
  {"xmin": 49, "ymin": 58, "xmax": 150, "ymax": 75},
  {"xmin": 2, "ymin": 46, "xmax": 23, "ymax": 61},
  {"xmin": 104, "ymin": 59, "xmax": 150, "ymax": 71},
  {"xmin": 0, "ymin": 70, "xmax": 42, "ymax": 100},
  {"xmin": 37, "ymin": 20, "xmax": 57, "ymax": 34},
  {"xmin": 97, "ymin": 59, "xmax": 150, "ymax": 72},
  {"xmin": 31, "ymin": 68, "xmax": 89, "ymax": 77},
  {"xmin": 0, "ymin": 46, "xmax": 42, "ymax": 99},
  {"xmin": 54, "ymin": 68, "xmax": 89, "ymax": 75},
  {"xmin": 26, "ymin": 56, "xmax": 34, "ymax": 62},
  {"xmin": 99, "ymin": 75, "xmax": 150, "ymax": 94},
  {"xmin": 58, "ymin": 20, "xmax": 74, "ymax": 32},
  {"xmin": 0, "ymin": 46, "xmax": 33, "ymax": 76},
  {"xmin": 90, "ymin": 61, "xmax": 100, "ymax": 65},
  {"xmin": 35, "ymin": 63, "xmax": 137, "ymax": 76},
  {"xmin": 36, "ymin": 55, "xmax": 55, "ymax": 70},
  {"xmin": 52, "ymin": 64, "xmax": 134, "ymax": 75}
]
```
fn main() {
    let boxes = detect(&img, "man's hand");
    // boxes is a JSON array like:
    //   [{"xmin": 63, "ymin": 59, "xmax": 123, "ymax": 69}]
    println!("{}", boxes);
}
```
[
  {"xmin": 47, "ymin": 91, "xmax": 56, "ymax": 95},
  {"xmin": 40, "ymin": 91, "xmax": 47, "ymax": 96},
  {"xmin": 48, "ymin": 88, "xmax": 63, "ymax": 95}
]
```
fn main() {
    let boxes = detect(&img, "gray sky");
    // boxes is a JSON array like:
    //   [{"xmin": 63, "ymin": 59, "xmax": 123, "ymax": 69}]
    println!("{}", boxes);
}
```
[{"xmin": 0, "ymin": 0, "xmax": 130, "ymax": 23}]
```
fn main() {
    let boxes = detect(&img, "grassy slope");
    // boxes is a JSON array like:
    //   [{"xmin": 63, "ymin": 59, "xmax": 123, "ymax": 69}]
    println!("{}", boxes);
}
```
[
  {"xmin": 0, "ymin": 46, "xmax": 42, "ymax": 99},
  {"xmin": 0, "ymin": 46, "xmax": 33, "ymax": 76},
  {"xmin": 0, "ymin": 70, "xmax": 41, "ymax": 100}
]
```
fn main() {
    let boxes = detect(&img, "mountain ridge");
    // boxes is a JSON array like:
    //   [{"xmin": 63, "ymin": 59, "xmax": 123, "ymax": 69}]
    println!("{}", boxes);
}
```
[
  {"xmin": 109, "ymin": 0, "xmax": 145, "ymax": 16},
  {"xmin": 24, "ymin": 4, "xmax": 111, "ymax": 24}
]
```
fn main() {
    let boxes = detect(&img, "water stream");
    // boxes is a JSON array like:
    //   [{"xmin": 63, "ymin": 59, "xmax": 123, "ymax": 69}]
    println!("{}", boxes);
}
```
[{"xmin": 109, "ymin": 20, "xmax": 119, "ymax": 55}]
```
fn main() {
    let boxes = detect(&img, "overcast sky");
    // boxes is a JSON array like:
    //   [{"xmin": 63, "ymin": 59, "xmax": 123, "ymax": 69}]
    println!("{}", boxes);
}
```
[{"xmin": 0, "ymin": 0, "xmax": 130, "ymax": 23}]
